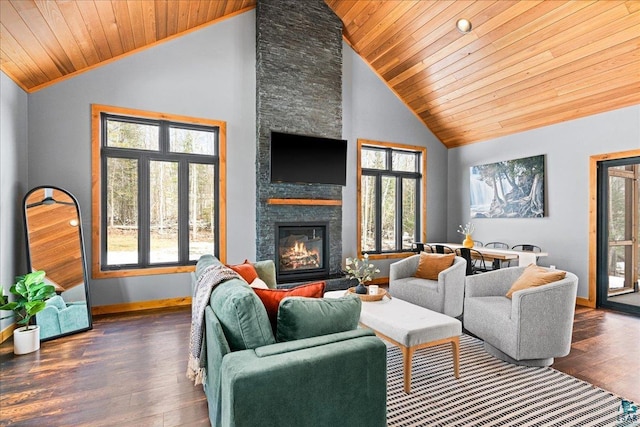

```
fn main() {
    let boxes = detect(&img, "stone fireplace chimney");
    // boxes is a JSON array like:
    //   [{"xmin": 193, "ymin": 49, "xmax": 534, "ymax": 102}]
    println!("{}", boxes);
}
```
[{"xmin": 255, "ymin": 0, "xmax": 344, "ymax": 276}]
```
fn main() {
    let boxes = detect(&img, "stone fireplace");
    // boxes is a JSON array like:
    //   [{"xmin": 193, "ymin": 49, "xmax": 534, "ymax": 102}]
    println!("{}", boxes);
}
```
[
  {"xmin": 275, "ymin": 222, "xmax": 329, "ymax": 283},
  {"xmin": 255, "ymin": 0, "xmax": 344, "ymax": 278}
]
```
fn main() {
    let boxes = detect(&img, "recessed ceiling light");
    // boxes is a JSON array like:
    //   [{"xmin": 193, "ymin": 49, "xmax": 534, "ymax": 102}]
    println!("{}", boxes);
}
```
[{"xmin": 456, "ymin": 19, "xmax": 472, "ymax": 34}]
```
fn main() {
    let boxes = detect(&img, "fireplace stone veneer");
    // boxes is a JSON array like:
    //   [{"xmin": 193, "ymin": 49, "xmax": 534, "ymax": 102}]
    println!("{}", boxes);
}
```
[{"xmin": 255, "ymin": 0, "xmax": 344, "ymax": 275}]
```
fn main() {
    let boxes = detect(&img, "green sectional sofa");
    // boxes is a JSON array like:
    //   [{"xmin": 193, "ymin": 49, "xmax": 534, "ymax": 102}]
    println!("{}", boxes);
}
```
[{"xmin": 192, "ymin": 255, "xmax": 387, "ymax": 427}]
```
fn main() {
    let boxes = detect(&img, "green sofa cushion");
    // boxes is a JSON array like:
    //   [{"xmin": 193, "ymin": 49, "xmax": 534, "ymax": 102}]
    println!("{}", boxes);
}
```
[
  {"xmin": 276, "ymin": 295, "xmax": 362, "ymax": 342},
  {"xmin": 210, "ymin": 280, "xmax": 276, "ymax": 351}
]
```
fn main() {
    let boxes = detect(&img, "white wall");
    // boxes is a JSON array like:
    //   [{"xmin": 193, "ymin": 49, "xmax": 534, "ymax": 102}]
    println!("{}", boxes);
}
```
[
  {"xmin": 447, "ymin": 105, "xmax": 640, "ymax": 298},
  {"xmin": 27, "ymin": 12, "xmax": 257, "ymax": 306},
  {"xmin": 342, "ymin": 45, "xmax": 449, "ymax": 276},
  {"xmin": 0, "ymin": 72, "xmax": 29, "ymax": 330}
]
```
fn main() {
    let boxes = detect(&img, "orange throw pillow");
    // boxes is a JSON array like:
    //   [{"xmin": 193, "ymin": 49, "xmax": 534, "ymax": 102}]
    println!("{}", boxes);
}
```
[
  {"xmin": 506, "ymin": 264, "xmax": 567, "ymax": 298},
  {"xmin": 227, "ymin": 260, "xmax": 259, "ymax": 283},
  {"xmin": 253, "ymin": 282, "xmax": 326, "ymax": 330},
  {"xmin": 414, "ymin": 252, "xmax": 455, "ymax": 280}
]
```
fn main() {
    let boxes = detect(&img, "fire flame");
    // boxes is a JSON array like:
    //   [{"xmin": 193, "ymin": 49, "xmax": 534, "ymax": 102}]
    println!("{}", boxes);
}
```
[{"xmin": 281, "ymin": 240, "xmax": 320, "ymax": 270}]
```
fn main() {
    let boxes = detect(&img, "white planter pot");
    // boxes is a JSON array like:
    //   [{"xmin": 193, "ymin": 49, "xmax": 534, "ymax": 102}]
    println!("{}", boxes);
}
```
[{"xmin": 13, "ymin": 325, "xmax": 40, "ymax": 355}]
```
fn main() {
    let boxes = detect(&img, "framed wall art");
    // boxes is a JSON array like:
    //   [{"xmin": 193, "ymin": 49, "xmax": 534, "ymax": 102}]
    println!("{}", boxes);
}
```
[{"xmin": 470, "ymin": 154, "xmax": 545, "ymax": 218}]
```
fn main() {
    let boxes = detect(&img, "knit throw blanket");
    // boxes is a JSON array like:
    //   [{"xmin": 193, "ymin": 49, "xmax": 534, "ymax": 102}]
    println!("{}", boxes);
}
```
[{"xmin": 187, "ymin": 264, "xmax": 240, "ymax": 385}]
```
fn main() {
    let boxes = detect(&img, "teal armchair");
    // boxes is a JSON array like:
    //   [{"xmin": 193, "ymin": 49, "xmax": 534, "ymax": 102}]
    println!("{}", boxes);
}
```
[{"xmin": 194, "ymin": 255, "xmax": 387, "ymax": 427}]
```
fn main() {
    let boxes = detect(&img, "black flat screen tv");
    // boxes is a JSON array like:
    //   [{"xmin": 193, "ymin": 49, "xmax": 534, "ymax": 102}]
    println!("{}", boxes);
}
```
[{"xmin": 270, "ymin": 131, "xmax": 347, "ymax": 186}]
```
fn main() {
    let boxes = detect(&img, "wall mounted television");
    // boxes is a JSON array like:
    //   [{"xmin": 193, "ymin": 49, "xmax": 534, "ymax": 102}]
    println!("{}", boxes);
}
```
[{"xmin": 270, "ymin": 131, "xmax": 347, "ymax": 186}]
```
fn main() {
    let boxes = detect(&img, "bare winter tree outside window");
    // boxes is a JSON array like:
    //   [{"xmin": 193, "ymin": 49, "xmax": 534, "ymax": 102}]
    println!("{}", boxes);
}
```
[
  {"xmin": 101, "ymin": 114, "xmax": 218, "ymax": 270},
  {"xmin": 359, "ymin": 142, "xmax": 424, "ymax": 254}
]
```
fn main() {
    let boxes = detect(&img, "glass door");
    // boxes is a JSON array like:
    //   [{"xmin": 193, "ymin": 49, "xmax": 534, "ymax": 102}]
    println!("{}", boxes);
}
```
[{"xmin": 597, "ymin": 157, "xmax": 640, "ymax": 315}]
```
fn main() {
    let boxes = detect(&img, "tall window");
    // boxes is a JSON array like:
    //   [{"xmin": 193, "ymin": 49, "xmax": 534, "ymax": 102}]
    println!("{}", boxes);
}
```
[
  {"xmin": 358, "ymin": 139, "xmax": 426, "ymax": 256},
  {"xmin": 92, "ymin": 105, "xmax": 226, "ymax": 278}
]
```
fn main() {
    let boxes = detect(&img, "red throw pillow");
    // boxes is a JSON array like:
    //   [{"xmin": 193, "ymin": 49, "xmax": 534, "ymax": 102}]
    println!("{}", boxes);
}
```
[
  {"xmin": 227, "ymin": 260, "xmax": 259, "ymax": 283},
  {"xmin": 253, "ymin": 282, "xmax": 326, "ymax": 330}
]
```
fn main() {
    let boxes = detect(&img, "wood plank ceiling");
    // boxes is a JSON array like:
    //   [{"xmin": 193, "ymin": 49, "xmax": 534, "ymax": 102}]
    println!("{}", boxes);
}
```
[
  {"xmin": 327, "ymin": 0, "xmax": 640, "ymax": 146},
  {"xmin": 0, "ymin": 0, "xmax": 255, "ymax": 90},
  {"xmin": 1, "ymin": 1, "xmax": 639, "ymax": 147}
]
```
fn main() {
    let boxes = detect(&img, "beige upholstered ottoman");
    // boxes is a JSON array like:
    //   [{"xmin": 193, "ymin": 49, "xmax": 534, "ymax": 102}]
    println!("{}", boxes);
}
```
[{"xmin": 325, "ymin": 290, "xmax": 461, "ymax": 393}]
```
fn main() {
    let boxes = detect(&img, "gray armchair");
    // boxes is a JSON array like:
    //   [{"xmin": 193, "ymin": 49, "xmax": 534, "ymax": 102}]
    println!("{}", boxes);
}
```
[
  {"xmin": 389, "ymin": 255, "xmax": 467, "ymax": 318},
  {"xmin": 463, "ymin": 266, "xmax": 578, "ymax": 366}
]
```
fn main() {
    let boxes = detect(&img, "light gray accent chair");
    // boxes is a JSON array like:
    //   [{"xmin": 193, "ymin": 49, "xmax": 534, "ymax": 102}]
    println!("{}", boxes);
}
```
[
  {"xmin": 463, "ymin": 266, "xmax": 578, "ymax": 367},
  {"xmin": 389, "ymin": 255, "xmax": 467, "ymax": 318}
]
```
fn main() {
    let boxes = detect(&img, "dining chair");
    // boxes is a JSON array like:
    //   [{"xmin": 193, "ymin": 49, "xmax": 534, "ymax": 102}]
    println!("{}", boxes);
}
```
[
  {"xmin": 433, "ymin": 244, "xmax": 455, "ymax": 254},
  {"xmin": 485, "ymin": 242, "xmax": 509, "ymax": 249},
  {"xmin": 411, "ymin": 242, "xmax": 425, "ymax": 253},
  {"xmin": 423, "ymin": 244, "xmax": 436, "ymax": 253},
  {"xmin": 511, "ymin": 244, "xmax": 542, "ymax": 252},
  {"xmin": 483, "ymin": 241, "xmax": 510, "ymax": 268},
  {"xmin": 473, "ymin": 240, "xmax": 484, "ymax": 247},
  {"xmin": 456, "ymin": 247, "xmax": 487, "ymax": 275}
]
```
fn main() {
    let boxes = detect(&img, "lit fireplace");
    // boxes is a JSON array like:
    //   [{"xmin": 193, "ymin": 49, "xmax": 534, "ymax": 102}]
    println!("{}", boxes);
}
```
[
  {"xmin": 281, "ymin": 240, "xmax": 321, "ymax": 270},
  {"xmin": 276, "ymin": 223, "xmax": 328, "ymax": 282}
]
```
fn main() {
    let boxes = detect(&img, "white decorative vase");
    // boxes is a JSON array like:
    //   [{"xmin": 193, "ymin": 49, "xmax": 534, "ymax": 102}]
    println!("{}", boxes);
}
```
[{"xmin": 13, "ymin": 325, "xmax": 40, "ymax": 355}]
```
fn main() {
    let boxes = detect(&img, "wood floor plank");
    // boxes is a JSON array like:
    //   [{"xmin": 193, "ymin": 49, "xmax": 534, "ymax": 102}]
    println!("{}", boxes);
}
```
[
  {"xmin": 1, "ymin": 305, "xmax": 637, "ymax": 426},
  {"xmin": 0, "ymin": 307, "xmax": 209, "ymax": 426}
]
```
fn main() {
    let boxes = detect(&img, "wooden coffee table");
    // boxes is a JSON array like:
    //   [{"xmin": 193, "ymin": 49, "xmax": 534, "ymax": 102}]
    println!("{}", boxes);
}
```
[{"xmin": 325, "ymin": 291, "xmax": 461, "ymax": 393}]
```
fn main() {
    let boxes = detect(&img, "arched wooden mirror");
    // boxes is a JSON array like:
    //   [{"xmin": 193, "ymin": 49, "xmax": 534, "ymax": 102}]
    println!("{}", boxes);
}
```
[{"xmin": 24, "ymin": 186, "xmax": 92, "ymax": 341}]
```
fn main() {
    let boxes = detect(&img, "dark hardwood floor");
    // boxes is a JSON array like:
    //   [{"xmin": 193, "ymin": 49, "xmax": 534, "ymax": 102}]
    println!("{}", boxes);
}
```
[
  {"xmin": 0, "ymin": 307, "xmax": 210, "ymax": 427},
  {"xmin": 1, "ymin": 305, "xmax": 638, "ymax": 426},
  {"xmin": 553, "ymin": 306, "xmax": 640, "ymax": 404}
]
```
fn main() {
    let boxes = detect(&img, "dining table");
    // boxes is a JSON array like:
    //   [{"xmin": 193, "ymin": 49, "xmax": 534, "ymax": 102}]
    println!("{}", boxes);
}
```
[{"xmin": 427, "ymin": 243, "xmax": 548, "ymax": 270}]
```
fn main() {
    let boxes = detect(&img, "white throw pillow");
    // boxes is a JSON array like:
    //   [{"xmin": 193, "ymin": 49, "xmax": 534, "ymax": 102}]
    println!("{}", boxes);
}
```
[{"xmin": 250, "ymin": 278, "xmax": 269, "ymax": 289}]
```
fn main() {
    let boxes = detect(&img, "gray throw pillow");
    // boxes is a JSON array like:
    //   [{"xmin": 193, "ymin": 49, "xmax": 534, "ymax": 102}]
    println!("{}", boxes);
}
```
[{"xmin": 276, "ymin": 295, "xmax": 361, "ymax": 342}]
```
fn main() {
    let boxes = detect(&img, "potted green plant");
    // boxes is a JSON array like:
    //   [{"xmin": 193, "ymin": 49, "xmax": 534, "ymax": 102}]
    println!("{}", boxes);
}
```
[
  {"xmin": 345, "ymin": 254, "xmax": 380, "ymax": 294},
  {"xmin": 0, "ymin": 270, "xmax": 56, "ymax": 354}
]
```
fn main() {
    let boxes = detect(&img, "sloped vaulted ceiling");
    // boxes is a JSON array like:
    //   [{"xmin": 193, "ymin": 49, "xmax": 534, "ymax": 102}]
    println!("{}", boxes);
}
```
[
  {"xmin": 326, "ymin": 0, "xmax": 640, "ymax": 147},
  {"xmin": 1, "ymin": 0, "xmax": 639, "ymax": 147}
]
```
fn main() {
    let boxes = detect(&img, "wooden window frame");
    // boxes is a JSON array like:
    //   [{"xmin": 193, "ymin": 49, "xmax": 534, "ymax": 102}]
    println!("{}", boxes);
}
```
[
  {"xmin": 357, "ymin": 139, "xmax": 427, "ymax": 260},
  {"xmin": 91, "ymin": 104, "xmax": 227, "ymax": 279}
]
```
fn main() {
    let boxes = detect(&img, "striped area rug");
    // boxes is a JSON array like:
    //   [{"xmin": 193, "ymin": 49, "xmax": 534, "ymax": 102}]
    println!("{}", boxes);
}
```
[{"xmin": 386, "ymin": 334, "xmax": 635, "ymax": 426}]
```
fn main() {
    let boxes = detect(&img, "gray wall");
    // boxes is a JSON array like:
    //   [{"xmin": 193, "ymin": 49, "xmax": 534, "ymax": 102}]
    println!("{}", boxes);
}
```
[
  {"xmin": 342, "ymin": 46, "xmax": 449, "ymax": 276},
  {"xmin": 11, "ymin": 7, "xmax": 638, "ymax": 307},
  {"xmin": 26, "ymin": 11, "xmax": 257, "ymax": 306},
  {"xmin": 447, "ymin": 105, "xmax": 640, "ymax": 298},
  {"xmin": 21, "ymin": 8, "xmax": 442, "ymax": 306},
  {"xmin": 0, "ymin": 72, "xmax": 29, "ymax": 331}
]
